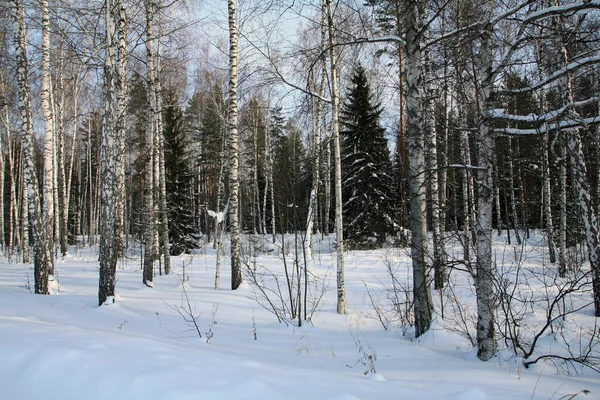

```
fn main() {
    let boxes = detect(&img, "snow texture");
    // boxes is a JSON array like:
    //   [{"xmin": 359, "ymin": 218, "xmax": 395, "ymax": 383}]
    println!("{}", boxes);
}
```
[{"xmin": 0, "ymin": 234, "xmax": 598, "ymax": 400}]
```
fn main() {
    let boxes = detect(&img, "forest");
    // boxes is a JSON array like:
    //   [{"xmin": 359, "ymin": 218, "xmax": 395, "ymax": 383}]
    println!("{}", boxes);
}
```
[{"xmin": 1, "ymin": 0, "xmax": 600, "ymax": 375}]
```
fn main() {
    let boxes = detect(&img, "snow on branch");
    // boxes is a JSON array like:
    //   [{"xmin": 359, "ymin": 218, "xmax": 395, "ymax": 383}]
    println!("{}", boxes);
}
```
[
  {"xmin": 523, "ymin": 1, "xmax": 600, "ymax": 26},
  {"xmin": 489, "ymin": 96, "xmax": 600, "ymax": 123},
  {"xmin": 494, "ymin": 115, "xmax": 600, "ymax": 135}
]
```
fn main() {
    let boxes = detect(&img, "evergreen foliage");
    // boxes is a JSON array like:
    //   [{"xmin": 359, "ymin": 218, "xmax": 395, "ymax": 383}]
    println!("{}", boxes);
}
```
[
  {"xmin": 163, "ymin": 89, "xmax": 200, "ymax": 255},
  {"xmin": 340, "ymin": 65, "xmax": 395, "ymax": 247}
]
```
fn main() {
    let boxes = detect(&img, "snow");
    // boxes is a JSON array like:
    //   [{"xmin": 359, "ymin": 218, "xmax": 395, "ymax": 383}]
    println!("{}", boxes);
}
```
[{"xmin": 0, "ymin": 234, "xmax": 599, "ymax": 400}]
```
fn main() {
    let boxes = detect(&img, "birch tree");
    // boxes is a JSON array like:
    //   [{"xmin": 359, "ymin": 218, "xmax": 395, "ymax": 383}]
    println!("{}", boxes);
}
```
[
  {"xmin": 98, "ymin": 0, "xmax": 119, "ymax": 304},
  {"xmin": 143, "ymin": 0, "xmax": 158, "ymax": 287},
  {"xmin": 228, "ymin": 0, "xmax": 242, "ymax": 290},
  {"xmin": 325, "ymin": 0, "xmax": 345, "ymax": 314},
  {"xmin": 41, "ymin": 0, "xmax": 56, "ymax": 277},
  {"xmin": 403, "ymin": 0, "xmax": 431, "ymax": 337},
  {"xmin": 11, "ymin": 0, "xmax": 51, "ymax": 294}
]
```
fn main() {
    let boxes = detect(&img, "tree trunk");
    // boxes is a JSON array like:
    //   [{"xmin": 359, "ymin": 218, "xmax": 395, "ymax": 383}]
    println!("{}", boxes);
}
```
[
  {"xmin": 474, "ymin": 0, "xmax": 497, "ymax": 361},
  {"xmin": 41, "ymin": 0, "xmax": 56, "ymax": 278},
  {"xmin": 143, "ymin": 0, "xmax": 157, "ymax": 287},
  {"xmin": 11, "ymin": 0, "xmax": 49, "ymax": 292},
  {"xmin": 98, "ymin": 0, "xmax": 119, "ymax": 305},
  {"xmin": 506, "ymin": 137, "xmax": 522, "ymax": 245},
  {"xmin": 114, "ymin": 0, "xmax": 128, "ymax": 259},
  {"xmin": 305, "ymin": 17, "xmax": 327, "ymax": 259},
  {"xmin": 228, "ymin": 0, "xmax": 242, "ymax": 290},
  {"xmin": 325, "ymin": 0, "xmax": 345, "ymax": 315},
  {"xmin": 404, "ymin": 0, "xmax": 431, "ymax": 337},
  {"xmin": 423, "ymin": 26, "xmax": 446, "ymax": 290},
  {"xmin": 460, "ymin": 130, "xmax": 474, "ymax": 260}
]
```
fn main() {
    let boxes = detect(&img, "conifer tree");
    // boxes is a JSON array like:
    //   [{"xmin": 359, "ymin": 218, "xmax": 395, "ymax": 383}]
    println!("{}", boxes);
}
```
[
  {"xmin": 340, "ymin": 65, "xmax": 395, "ymax": 247},
  {"xmin": 163, "ymin": 90, "xmax": 199, "ymax": 255}
]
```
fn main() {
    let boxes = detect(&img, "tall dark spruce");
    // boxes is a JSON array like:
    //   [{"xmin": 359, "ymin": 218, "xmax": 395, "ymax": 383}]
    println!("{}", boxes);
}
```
[{"xmin": 340, "ymin": 65, "xmax": 395, "ymax": 248}]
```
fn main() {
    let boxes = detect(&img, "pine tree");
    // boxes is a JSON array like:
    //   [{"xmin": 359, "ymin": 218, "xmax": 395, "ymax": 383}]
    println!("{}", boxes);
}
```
[
  {"xmin": 163, "ymin": 90, "xmax": 200, "ymax": 255},
  {"xmin": 340, "ymin": 65, "xmax": 395, "ymax": 248}
]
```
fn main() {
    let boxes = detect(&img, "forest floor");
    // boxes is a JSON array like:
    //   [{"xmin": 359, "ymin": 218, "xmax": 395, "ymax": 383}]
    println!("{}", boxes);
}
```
[{"xmin": 0, "ymin": 232, "xmax": 598, "ymax": 400}]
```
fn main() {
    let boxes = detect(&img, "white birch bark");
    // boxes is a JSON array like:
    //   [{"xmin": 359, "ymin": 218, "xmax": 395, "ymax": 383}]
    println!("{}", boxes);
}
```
[
  {"xmin": 423, "ymin": 22, "xmax": 446, "ymax": 290},
  {"xmin": 506, "ymin": 138, "xmax": 522, "ymax": 245},
  {"xmin": 154, "ymin": 6, "xmax": 171, "ymax": 275},
  {"xmin": 228, "ymin": 0, "xmax": 242, "ymax": 290},
  {"xmin": 98, "ymin": 0, "xmax": 119, "ymax": 305},
  {"xmin": 460, "ymin": 130, "xmax": 473, "ymax": 260},
  {"xmin": 305, "ymin": 12, "xmax": 327, "ymax": 259},
  {"xmin": 404, "ymin": 0, "xmax": 431, "ymax": 337},
  {"xmin": 143, "ymin": 0, "xmax": 157, "ymax": 287},
  {"xmin": 41, "ymin": 0, "xmax": 56, "ymax": 277},
  {"xmin": 474, "ymin": 0, "xmax": 497, "ymax": 361},
  {"xmin": 114, "ymin": 0, "xmax": 128, "ymax": 258},
  {"xmin": 11, "ymin": 0, "xmax": 49, "ymax": 291},
  {"xmin": 325, "ymin": 0, "xmax": 345, "ymax": 314}
]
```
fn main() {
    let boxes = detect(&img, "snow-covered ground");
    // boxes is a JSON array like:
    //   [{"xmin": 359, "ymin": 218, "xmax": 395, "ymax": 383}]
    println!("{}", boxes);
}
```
[{"xmin": 0, "ymin": 234, "xmax": 598, "ymax": 400}]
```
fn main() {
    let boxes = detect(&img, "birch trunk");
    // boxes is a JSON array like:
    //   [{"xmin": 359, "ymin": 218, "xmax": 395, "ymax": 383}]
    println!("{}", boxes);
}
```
[
  {"xmin": 474, "ymin": 0, "xmax": 497, "ymax": 360},
  {"xmin": 143, "ymin": 0, "xmax": 157, "ymax": 287},
  {"xmin": 325, "ymin": 0, "xmax": 345, "ymax": 314},
  {"xmin": 154, "ymin": 8, "xmax": 171, "ymax": 275},
  {"xmin": 98, "ymin": 0, "xmax": 119, "ymax": 305},
  {"xmin": 228, "ymin": 0, "xmax": 242, "ymax": 290},
  {"xmin": 460, "ymin": 130, "xmax": 472, "ymax": 261},
  {"xmin": 423, "ymin": 25, "xmax": 445, "ymax": 290},
  {"xmin": 41, "ymin": 0, "xmax": 56, "ymax": 277},
  {"xmin": 305, "ymin": 17, "xmax": 327, "ymax": 259},
  {"xmin": 567, "ymin": 130, "xmax": 600, "ymax": 315},
  {"xmin": 404, "ymin": 0, "xmax": 431, "ymax": 337},
  {"xmin": 558, "ymin": 135, "xmax": 567, "ymax": 275},
  {"xmin": 506, "ymin": 138, "xmax": 522, "ymax": 245},
  {"xmin": 114, "ymin": 0, "xmax": 128, "ymax": 259},
  {"xmin": 541, "ymin": 130, "xmax": 556, "ymax": 263},
  {"xmin": 11, "ymin": 0, "xmax": 49, "ymax": 292}
]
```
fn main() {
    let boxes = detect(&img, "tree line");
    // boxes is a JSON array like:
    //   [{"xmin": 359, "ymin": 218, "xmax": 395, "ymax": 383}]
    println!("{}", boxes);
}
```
[{"xmin": 1, "ymin": 0, "xmax": 600, "ymax": 362}]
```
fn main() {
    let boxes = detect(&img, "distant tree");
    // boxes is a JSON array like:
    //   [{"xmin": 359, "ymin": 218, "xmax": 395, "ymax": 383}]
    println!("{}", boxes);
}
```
[
  {"xmin": 340, "ymin": 65, "xmax": 395, "ymax": 248},
  {"xmin": 272, "ymin": 120, "xmax": 309, "ymax": 233},
  {"xmin": 163, "ymin": 89, "xmax": 199, "ymax": 255}
]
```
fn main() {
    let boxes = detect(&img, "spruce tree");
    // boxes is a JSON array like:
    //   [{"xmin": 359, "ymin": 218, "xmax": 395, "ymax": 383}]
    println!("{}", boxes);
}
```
[
  {"xmin": 163, "ymin": 89, "xmax": 199, "ymax": 255},
  {"xmin": 340, "ymin": 65, "xmax": 395, "ymax": 248}
]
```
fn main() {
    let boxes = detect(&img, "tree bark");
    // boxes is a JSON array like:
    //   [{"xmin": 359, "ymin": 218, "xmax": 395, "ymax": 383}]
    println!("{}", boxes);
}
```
[
  {"xmin": 143, "ymin": 0, "xmax": 157, "ymax": 287},
  {"xmin": 474, "ymin": 0, "xmax": 497, "ymax": 361},
  {"xmin": 404, "ymin": 0, "xmax": 432, "ymax": 337},
  {"xmin": 98, "ymin": 0, "xmax": 119, "ymax": 305},
  {"xmin": 228, "ymin": 0, "xmax": 242, "ymax": 290},
  {"xmin": 11, "ymin": 0, "xmax": 49, "ymax": 292},
  {"xmin": 325, "ymin": 0, "xmax": 345, "ymax": 315}
]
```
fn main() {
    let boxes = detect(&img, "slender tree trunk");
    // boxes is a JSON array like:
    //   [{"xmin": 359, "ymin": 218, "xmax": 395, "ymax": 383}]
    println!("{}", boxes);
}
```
[
  {"xmin": 154, "ymin": 8, "xmax": 171, "ymax": 275},
  {"xmin": 325, "ymin": 0, "xmax": 345, "ymax": 314},
  {"xmin": 404, "ymin": 0, "xmax": 431, "ymax": 337},
  {"xmin": 11, "ymin": 0, "xmax": 48, "ymax": 291},
  {"xmin": 423, "ymin": 27, "xmax": 445, "ymax": 290},
  {"xmin": 228, "ymin": 0, "xmax": 242, "ymax": 290},
  {"xmin": 143, "ymin": 0, "xmax": 157, "ymax": 287},
  {"xmin": 98, "ymin": 0, "xmax": 119, "ymax": 305},
  {"xmin": 323, "ymin": 136, "xmax": 331, "ymax": 236},
  {"xmin": 558, "ymin": 134, "xmax": 567, "ymax": 275},
  {"xmin": 114, "ymin": 0, "xmax": 128, "ymax": 259},
  {"xmin": 506, "ymin": 138, "xmax": 522, "ymax": 245},
  {"xmin": 493, "ymin": 153, "xmax": 502, "ymax": 236},
  {"xmin": 305, "ymin": 44, "xmax": 327, "ymax": 259},
  {"xmin": 474, "ymin": 0, "xmax": 497, "ymax": 360},
  {"xmin": 460, "ymin": 130, "xmax": 472, "ymax": 261},
  {"xmin": 41, "ymin": 0, "xmax": 56, "ymax": 278}
]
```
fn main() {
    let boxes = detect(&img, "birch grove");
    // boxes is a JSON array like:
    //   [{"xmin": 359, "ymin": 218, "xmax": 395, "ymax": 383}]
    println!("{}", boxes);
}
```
[{"xmin": 0, "ymin": 0, "xmax": 599, "ymax": 366}]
